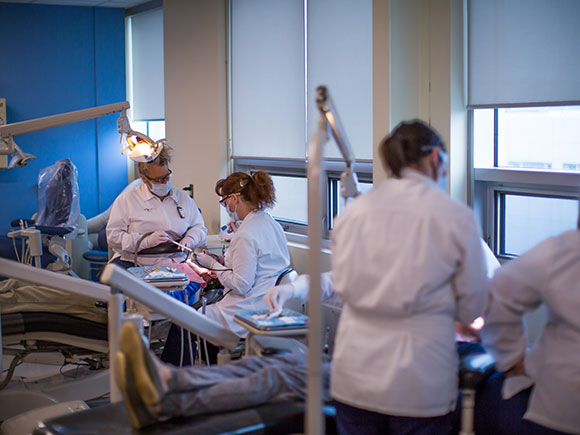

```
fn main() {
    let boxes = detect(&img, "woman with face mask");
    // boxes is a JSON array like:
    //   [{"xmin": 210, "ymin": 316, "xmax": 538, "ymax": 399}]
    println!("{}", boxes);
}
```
[
  {"xmin": 190, "ymin": 171, "xmax": 291, "ymax": 361},
  {"xmin": 330, "ymin": 120, "xmax": 489, "ymax": 434},
  {"xmin": 106, "ymin": 144, "xmax": 207, "ymax": 268}
]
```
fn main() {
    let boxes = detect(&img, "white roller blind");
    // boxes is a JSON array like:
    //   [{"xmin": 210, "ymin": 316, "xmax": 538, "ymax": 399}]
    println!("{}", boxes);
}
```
[
  {"xmin": 131, "ymin": 8, "xmax": 165, "ymax": 120},
  {"xmin": 231, "ymin": 0, "xmax": 305, "ymax": 159},
  {"xmin": 307, "ymin": 0, "xmax": 373, "ymax": 160},
  {"xmin": 468, "ymin": 0, "xmax": 580, "ymax": 107}
]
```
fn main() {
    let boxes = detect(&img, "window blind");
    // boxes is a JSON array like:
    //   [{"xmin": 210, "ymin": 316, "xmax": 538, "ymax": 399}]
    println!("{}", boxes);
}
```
[
  {"xmin": 130, "ymin": 7, "xmax": 165, "ymax": 120},
  {"xmin": 468, "ymin": 0, "xmax": 580, "ymax": 107},
  {"xmin": 231, "ymin": 0, "xmax": 305, "ymax": 159}
]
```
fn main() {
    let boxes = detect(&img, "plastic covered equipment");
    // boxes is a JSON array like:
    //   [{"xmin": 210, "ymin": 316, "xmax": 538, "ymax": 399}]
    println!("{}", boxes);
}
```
[{"xmin": 35, "ymin": 158, "xmax": 80, "ymax": 237}]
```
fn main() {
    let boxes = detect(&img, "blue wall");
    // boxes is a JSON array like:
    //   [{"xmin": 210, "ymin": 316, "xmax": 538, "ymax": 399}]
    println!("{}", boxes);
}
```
[{"xmin": 0, "ymin": 3, "xmax": 127, "ymax": 233}]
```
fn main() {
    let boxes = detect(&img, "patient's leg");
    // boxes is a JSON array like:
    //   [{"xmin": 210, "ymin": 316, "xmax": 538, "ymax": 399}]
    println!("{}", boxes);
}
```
[
  {"xmin": 160, "ymin": 358, "xmax": 331, "ymax": 419},
  {"xmin": 166, "ymin": 352, "xmax": 307, "ymax": 393}
]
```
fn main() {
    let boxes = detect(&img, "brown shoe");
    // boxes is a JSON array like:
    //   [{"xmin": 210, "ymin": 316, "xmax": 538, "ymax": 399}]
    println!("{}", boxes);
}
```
[
  {"xmin": 119, "ymin": 322, "xmax": 165, "ymax": 406},
  {"xmin": 113, "ymin": 352, "xmax": 156, "ymax": 429}
]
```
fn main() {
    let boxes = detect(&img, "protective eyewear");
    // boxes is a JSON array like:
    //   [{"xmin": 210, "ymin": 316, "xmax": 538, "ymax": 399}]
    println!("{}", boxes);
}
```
[
  {"xmin": 143, "ymin": 168, "xmax": 172, "ymax": 184},
  {"xmin": 219, "ymin": 193, "xmax": 238, "ymax": 208}
]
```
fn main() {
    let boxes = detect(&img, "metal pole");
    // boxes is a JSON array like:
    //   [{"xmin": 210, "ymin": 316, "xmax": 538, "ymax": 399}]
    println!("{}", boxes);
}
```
[
  {"xmin": 305, "ymin": 115, "xmax": 328, "ymax": 435},
  {"xmin": 108, "ymin": 289, "xmax": 124, "ymax": 403}
]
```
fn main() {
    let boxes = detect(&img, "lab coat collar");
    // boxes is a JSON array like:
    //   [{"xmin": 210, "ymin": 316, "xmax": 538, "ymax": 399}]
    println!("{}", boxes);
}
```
[
  {"xmin": 400, "ymin": 167, "xmax": 438, "ymax": 189},
  {"xmin": 136, "ymin": 181, "xmax": 178, "ymax": 203},
  {"xmin": 237, "ymin": 209, "xmax": 265, "ymax": 231}
]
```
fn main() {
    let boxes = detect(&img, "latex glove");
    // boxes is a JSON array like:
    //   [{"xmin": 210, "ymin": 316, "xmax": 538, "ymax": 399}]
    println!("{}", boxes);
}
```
[
  {"xmin": 142, "ymin": 231, "xmax": 169, "ymax": 249},
  {"xmin": 264, "ymin": 283, "xmax": 295, "ymax": 313},
  {"xmin": 179, "ymin": 236, "xmax": 196, "ymax": 251},
  {"xmin": 194, "ymin": 252, "xmax": 218, "ymax": 269}
]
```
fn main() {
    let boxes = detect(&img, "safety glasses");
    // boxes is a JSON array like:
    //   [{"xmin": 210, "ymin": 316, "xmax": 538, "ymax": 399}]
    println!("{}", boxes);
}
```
[
  {"xmin": 219, "ymin": 193, "xmax": 238, "ymax": 208},
  {"xmin": 143, "ymin": 169, "xmax": 172, "ymax": 184}
]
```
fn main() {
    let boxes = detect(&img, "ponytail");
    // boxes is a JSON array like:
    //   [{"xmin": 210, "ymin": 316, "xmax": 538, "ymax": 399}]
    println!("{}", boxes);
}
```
[
  {"xmin": 379, "ymin": 120, "xmax": 445, "ymax": 178},
  {"xmin": 215, "ymin": 171, "xmax": 276, "ymax": 209}
]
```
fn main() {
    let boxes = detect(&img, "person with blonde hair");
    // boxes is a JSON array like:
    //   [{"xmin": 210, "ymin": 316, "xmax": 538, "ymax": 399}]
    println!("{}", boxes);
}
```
[{"xmin": 107, "ymin": 144, "xmax": 207, "ymax": 268}]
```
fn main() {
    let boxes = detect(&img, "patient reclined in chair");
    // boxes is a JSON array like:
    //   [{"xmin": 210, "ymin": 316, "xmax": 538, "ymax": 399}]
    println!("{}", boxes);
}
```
[{"xmin": 115, "ymin": 323, "xmax": 331, "ymax": 429}]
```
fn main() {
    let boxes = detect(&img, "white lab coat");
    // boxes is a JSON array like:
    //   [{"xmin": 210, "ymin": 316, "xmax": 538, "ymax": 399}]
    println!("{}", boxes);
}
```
[
  {"xmin": 330, "ymin": 168, "xmax": 489, "ymax": 417},
  {"xmin": 205, "ymin": 210, "xmax": 291, "ymax": 336},
  {"xmin": 106, "ymin": 183, "xmax": 207, "ymax": 266},
  {"xmin": 481, "ymin": 230, "xmax": 580, "ymax": 434}
]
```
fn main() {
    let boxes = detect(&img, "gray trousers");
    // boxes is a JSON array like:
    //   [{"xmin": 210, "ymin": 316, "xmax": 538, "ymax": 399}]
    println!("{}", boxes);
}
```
[{"xmin": 160, "ymin": 353, "xmax": 331, "ymax": 419}]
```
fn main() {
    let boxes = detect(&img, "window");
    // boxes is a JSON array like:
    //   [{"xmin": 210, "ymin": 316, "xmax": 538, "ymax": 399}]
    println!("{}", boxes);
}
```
[
  {"xmin": 229, "ymin": 0, "xmax": 373, "ymax": 236},
  {"xmin": 474, "ymin": 106, "xmax": 580, "ymax": 171},
  {"xmin": 468, "ymin": 0, "xmax": 580, "ymax": 259},
  {"xmin": 130, "ymin": 120, "xmax": 166, "ymax": 142},
  {"xmin": 471, "ymin": 106, "xmax": 580, "ymax": 259},
  {"xmin": 126, "ymin": 7, "xmax": 164, "ymax": 128},
  {"xmin": 497, "ymin": 192, "xmax": 578, "ymax": 257},
  {"xmin": 126, "ymin": 6, "xmax": 165, "ymax": 178},
  {"xmin": 270, "ymin": 175, "xmax": 309, "ymax": 228},
  {"xmin": 330, "ymin": 176, "xmax": 374, "ymax": 228}
]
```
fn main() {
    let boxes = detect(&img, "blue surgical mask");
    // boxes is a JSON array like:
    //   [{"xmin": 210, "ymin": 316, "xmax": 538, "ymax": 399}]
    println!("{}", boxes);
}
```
[
  {"xmin": 437, "ymin": 151, "xmax": 449, "ymax": 192},
  {"xmin": 151, "ymin": 181, "xmax": 172, "ymax": 197}
]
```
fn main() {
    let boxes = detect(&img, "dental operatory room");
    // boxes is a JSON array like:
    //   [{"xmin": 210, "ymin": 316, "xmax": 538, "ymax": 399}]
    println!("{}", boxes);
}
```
[{"xmin": 1, "ymin": 0, "xmax": 580, "ymax": 434}]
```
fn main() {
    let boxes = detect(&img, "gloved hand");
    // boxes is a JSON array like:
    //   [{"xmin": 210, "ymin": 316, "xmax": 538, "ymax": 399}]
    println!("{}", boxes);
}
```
[
  {"xmin": 264, "ymin": 283, "xmax": 295, "ymax": 313},
  {"xmin": 264, "ymin": 274, "xmax": 311, "ymax": 313},
  {"xmin": 179, "ymin": 236, "xmax": 196, "ymax": 251},
  {"xmin": 142, "ymin": 231, "xmax": 169, "ymax": 249},
  {"xmin": 193, "ymin": 252, "xmax": 218, "ymax": 269}
]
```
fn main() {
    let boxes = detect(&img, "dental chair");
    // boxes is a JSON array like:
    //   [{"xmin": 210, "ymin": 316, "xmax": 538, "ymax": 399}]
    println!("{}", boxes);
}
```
[
  {"xmin": 82, "ymin": 227, "xmax": 109, "ymax": 280},
  {"xmin": 30, "ymin": 265, "xmax": 337, "ymax": 435},
  {"xmin": 0, "ymin": 258, "xmax": 111, "ymax": 423},
  {"xmin": 6, "ymin": 159, "xmax": 81, "ymax": 274},
  {"xmin": 456, "ymin": 352, "xmax": 496, "ymax": 435},
  {"xmin": 25, "ymin": 265, "xmax": 498, "ymax": 435}
]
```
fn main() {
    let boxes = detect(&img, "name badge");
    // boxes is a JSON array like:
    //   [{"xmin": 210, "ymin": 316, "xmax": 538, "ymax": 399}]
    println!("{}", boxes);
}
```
[{"xmin": 177, "ymin": 206, "xmax": 185, "ymax": 219}]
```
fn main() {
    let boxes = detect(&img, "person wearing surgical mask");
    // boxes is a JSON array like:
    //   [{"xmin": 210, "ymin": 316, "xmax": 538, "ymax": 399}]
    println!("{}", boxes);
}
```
[
  {"xmin": 106, "ymin": 144, "xmax": 207, "ymax": 268},
  {"xmin": 189, "ymin": 171, "xmax": 291, "ymax": 363},
  {"xmin": 328, "ymin": 120, "xmax": 489, "ymax": 434}
]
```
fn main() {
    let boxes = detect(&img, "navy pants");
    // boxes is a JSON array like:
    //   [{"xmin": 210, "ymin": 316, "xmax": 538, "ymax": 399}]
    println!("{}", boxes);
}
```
[
  {"xmin": 109, "ymin": 258, "xmax": 205, "ymax": 366},
  {"xmin": 474, "ymin": 372, "xmax": 569, "ymax": 435},
  {"xmin": 335, "ymin": 401, "xmax": 453, "ymax": 435},
  {"xmin": 160, "ymin": 325, "xmax": 220, "ymax": 366}
]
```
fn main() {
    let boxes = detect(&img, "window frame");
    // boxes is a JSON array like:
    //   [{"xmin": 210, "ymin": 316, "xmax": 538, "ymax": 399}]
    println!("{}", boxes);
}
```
[
  {"xmin": 469, "ymin": 108, "xmax": 580, "ymax": 260},
  {"xmin": 235, "ymin": 157, "xmax": 372, "ymax": 238}
]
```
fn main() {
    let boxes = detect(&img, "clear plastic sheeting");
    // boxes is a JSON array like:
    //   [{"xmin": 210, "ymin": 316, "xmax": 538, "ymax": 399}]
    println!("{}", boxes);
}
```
[{"xmin": 36, "ymin": 158, "xmax": 80, "ymax": 237}]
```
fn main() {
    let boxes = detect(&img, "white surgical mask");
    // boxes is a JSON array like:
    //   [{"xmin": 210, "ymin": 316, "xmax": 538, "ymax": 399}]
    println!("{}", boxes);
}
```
[
  {"xmin": 436, "ymin": 151, "xmax": 449, "ymax": 192},
  {"xmin": 226, "ymin": 202, "xmax": 239, "ymax": 222},
  {"xmin": 150, "ymin": 181, "xmax": 172, "ymax": 197}
]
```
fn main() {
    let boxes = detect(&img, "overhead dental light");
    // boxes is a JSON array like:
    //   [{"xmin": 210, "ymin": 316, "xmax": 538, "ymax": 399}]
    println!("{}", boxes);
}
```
[
  {"xmin": 305, "ymin": 85, "xmax": 360, "ymax": 435},
  {"xmin": 116, "ymin": 108, "xmax": 165, "ymax": 163},
  {"xmin": 0, "ymin": 101, "xmax": 163, "ymax": 169}
]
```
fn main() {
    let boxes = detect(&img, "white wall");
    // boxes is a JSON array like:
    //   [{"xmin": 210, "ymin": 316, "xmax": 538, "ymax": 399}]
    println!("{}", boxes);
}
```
[
  {"xmin": 372, "ymin": 0, "xmax": 391, "ymax": 184},
  {"xmin": 389, "ymin": 0, "xmax": 468, "ymax": 203},
  {"xmin": 164, "ymin": 0, "xmax": 228, "ymax": 234}
]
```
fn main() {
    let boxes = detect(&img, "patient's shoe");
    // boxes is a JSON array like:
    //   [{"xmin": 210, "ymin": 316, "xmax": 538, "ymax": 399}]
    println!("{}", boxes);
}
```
[
  {"xmin": 114, "ymin": 352, "xmax": 157, "ymax": 429},
  {"xmin": 119, "ymin": 322, "xmax": 167, "ymax": 407}
]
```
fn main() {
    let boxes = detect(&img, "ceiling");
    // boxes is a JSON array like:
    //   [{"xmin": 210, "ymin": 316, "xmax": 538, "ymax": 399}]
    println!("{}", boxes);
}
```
[{"xmin": 0, "ymin": 0, "xmax": 152, "ymax": 8}]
